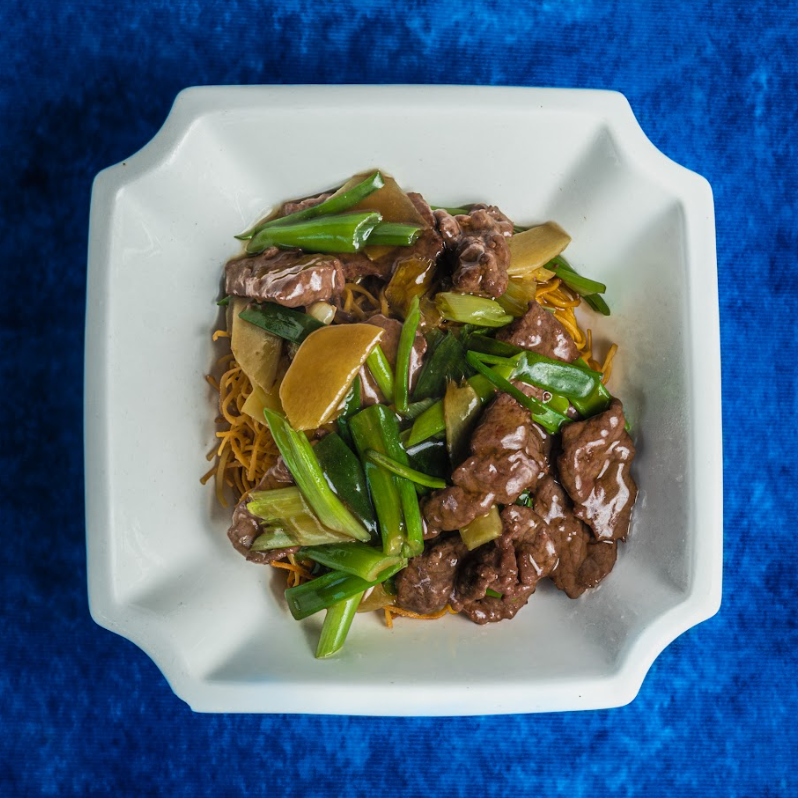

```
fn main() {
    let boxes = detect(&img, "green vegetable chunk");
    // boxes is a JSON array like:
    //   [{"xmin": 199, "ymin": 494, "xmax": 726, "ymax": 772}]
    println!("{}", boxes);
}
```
[
  {"xmin": 349, "ymin": 404, "xmax": 424, "ymax": 558},
  {"xmin": 238, "ymin": 171, "xmax": 385, "ymax": 240},
  {"xmin": 365, "ymin": 345, "xmax": 395, "ymax": 403},
  {"xmin": 285, "ymin": 561, "xmax": 405, "ymax": 620},
  {"xmin": 299, "ymin": 542, "xmax": 403, "ymax": 582},
  {"xmin": 248, "ymin": 487, "xmax": 354, "ymax": 546},
  {"xmin": 313, "ymin": 432, "xmax": 378, "ymax": 539},
  {"xmin": 395, "ymin": 295, "xmax": 421, "ymax": 415},
  {"xmin": 263, "ymin": 409, "xmax": 371, "ymax": 542},
  {"xmin": 316, "ymin": 593, "xmax": 362, "ymax": 659},
  {"xmin": 239, "ymin": 302, "xmax": 324, "ymax": 343},
  {"xmin": 549, "ymin": 256, "xmax": 611, "ymax": 316},
  {"xmin": 465, "ymin": 352, "xmax": 572, "ymax": 434},
  {"xmin": 364, "ymin": 450, "xmax": 447, "ymax": 490},
  {"xmin": 412, "ymin": 332, "xmax": 472, "ymax": 402},
  {"xmin": 435, "ymin": 292, "xmax": 514, "ymax": 327},
  {"xmin": 365, "ymin": 222, "xmax": 422, "ymax": 247},
  {"xmin": 247, "ymin": 211, "xmax": 382, "ymax": 255}
]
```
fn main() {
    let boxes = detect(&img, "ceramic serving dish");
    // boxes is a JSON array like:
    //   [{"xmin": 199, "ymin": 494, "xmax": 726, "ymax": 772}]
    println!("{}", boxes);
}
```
[{"xmin": 85, "ymin": 85, "xmax": 722, "ymax": 714}]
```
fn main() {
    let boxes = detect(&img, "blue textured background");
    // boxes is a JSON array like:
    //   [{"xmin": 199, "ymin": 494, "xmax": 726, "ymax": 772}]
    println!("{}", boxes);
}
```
[{"xmin": 1, "ymin": 1, "xmax": 796, "ymax": 795}]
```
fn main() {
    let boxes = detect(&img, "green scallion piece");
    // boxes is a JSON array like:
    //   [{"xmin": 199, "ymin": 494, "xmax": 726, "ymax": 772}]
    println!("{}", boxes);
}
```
[
  {"xmin": 262, "ymin": 409, "xmax": 371, "ymax": 542},
  {"xmin": 395, "ymin": 295, "xmax": 420, "ymax": 415},
  {"xmin": 284, "ymin": 561, "xmax": 405, "ymax": 620},
  {"xmin": 465, "ymin": 352, "xmax": 571, "ymax": 434},
  {"xmin": 364, "ymin": 450, "xmax": 447, "ymax": 490},
  {"xmin": 365, "ymin": 222, "xmax": 422, "ymax": 247},
  {"xmin": 365, "ymin": 345, "xmax": 395, "ymax": 403},
  {"xmin": 435, "ymin": 292, "xmax": 514, "ymax": 327},
  {"xmin": 237, "ymin": 171, "xmax": 385, "ymax": 240},
  {"xmin": 246, "ymin": 211, "xmax": 382, "ymax": 255},
  {"xmin": 316, "ymin": 593, "xmax": 362, "ymax": 659},
  {"xmin": 299, "ymin": 542, "xmax": 403, "ymax": 582}
]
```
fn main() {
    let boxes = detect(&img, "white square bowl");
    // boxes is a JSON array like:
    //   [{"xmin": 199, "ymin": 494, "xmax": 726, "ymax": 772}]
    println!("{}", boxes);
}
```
[{"xmin": 85, "ymin": 85, "xmax": 722, "ymax": 714}]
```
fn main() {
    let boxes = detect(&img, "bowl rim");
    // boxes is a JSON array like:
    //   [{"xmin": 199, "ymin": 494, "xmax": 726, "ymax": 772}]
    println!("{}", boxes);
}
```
[{"xmin": 85, "ymin": 85, "xmax": 722, "ymax": 715}]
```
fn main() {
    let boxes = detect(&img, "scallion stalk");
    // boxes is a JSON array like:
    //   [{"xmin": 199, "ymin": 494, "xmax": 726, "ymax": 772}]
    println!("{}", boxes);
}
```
[
  {"xmin": 247, "ymin": 486, "xmax": 354, "ymax": 546},
  {"xmin": 365, "ymin": 222, "xmax": 422, "ymax": 247},
  {"xmin": 247, "ymin": 212, "xmax": 382, "ymax": 255},
  {"xmin": 349, "ymin": 406, "xmax": 406, "ymax": 556},
  {"xmin": 239, "ymin": 302, "xmax": 323, "ymax": 343},
  {"xmin": 285, "ymin": 561, "xmax": 405, "ymax": 620},
  {"xmin": 237, "ymin": 171, "xmax": 385, "ymax": 240},
  {"xmin": 365, "ymin": 345, "xmax": 395, "ymax": 403},
  {"xmin": 316, "ymin": 593, "xmax": 362, "ymax": 659},
  {"xmin": 395, "ymin": 295, "xmax": 420, "ymax": 414},
  {"xmin": 364, "ymin": 450, "xmax": 447, "ymax": 489},
  {"xmin": 405, "ymin": 369, "xmax": 511, "ymax": 446},
  {"xmin": 263, "ymin": 409, "xmax": 371, "ymax": 542},
  {"xmin": 435, "ymin": 292, "xmax": 514, "ymax": 327},
  {"xmin": 299, "ymin": 542, "xmax": 403, "ymax": 582}
]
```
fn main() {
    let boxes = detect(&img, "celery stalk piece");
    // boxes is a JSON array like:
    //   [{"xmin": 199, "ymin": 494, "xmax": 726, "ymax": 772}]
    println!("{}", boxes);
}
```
[{"xmin": 262, "ymin": 409, "xmax": 371, "ymax": 542}]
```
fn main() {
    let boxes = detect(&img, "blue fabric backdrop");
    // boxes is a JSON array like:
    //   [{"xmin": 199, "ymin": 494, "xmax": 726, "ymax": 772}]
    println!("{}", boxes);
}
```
[{"xmin": 1, "ymin": 1, "xmax": 796, "ymax": 795}]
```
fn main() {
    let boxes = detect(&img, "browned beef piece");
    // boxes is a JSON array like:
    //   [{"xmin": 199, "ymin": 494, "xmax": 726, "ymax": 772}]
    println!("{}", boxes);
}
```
[
  {"xmin": 434, "ymin": 205, "xmax": 513, "ymax": 297},
  {"xmin": 278, "ymin": 190, "xmax": 333, "ymax": 217},
  {"xmin": 453, "ymin": 506, "xmax": 557, "ymax": 624},
  {"xmin": 394, "ymin": 534, "xmax": 468, "ymax": 614},
  {"xmin": 452, "ymin": 393, "xmax": 550, "ymax": 502},
  {"xmin": 496, "ymin": 301, "xmax": 579, "ymax": 363},
  {"xmin": 225, "ymin": 250, "xmax": 344, "ymax": 308},
  {"xmin": 534, "ymin": 476, "xmax": 617, "ymax": 598},
  {"xmin": 226, "ymin": 460, "xmax": 297, "ymax": 565},
  {"xmin": 422, "ymin": 486, "xmax": 495, "ymax": 533},
  {"xmin": 557, "ymin": 399, "xmax": 637, "ymax": 541},
  {"xmin": 404, "ymin": 192, "xmax": 446, "ymax": 266},
  {"xmin": 423, "ymin": 393, "xmax": 550, "ymax": 532},
  {"xmin": 339, "ymin": 253, "xmax": 393, "ymax": 282}
]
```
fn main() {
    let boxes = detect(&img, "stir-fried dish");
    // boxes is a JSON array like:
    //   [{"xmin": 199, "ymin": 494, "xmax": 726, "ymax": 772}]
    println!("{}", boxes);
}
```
[{"xmin": 203, "ymin": 171, "xmax": 638, "ymax": 658}]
